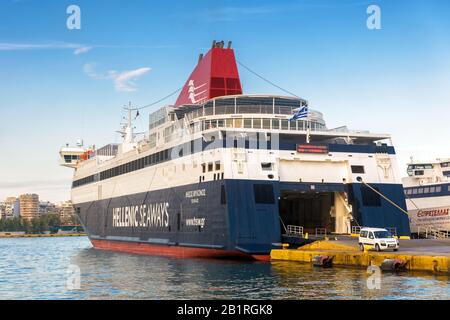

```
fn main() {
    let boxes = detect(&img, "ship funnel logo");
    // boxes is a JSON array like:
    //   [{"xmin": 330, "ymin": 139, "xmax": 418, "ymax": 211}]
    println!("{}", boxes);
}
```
[{"xmin": 187, "ymin": 80, "xmax": 207, "ymax": 104}]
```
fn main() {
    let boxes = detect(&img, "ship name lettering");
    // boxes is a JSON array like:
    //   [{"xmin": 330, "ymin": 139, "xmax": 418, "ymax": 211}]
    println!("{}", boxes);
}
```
[
  {"xmin": 417, "ymin": 208, "xmax": 449, "ymax": 218},
  {"xmin": 112, "ymin": 202, "xmax": 169, "ymax": 228},
  {"xmin": 185, "ymin": 189, "xmax": 206, "ymax": 198}
]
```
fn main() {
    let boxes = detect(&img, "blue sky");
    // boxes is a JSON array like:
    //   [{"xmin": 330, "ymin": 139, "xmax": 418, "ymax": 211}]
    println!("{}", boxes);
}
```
[{"xmin": 0, "ymin": 0, "xmax": 449, "ymax": 202}]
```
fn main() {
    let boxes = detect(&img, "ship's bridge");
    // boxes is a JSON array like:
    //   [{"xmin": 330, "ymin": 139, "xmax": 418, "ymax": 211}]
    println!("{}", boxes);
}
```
[{"xmin": 149, "ymin": 94, "xmax": 391, "ymax": 147}]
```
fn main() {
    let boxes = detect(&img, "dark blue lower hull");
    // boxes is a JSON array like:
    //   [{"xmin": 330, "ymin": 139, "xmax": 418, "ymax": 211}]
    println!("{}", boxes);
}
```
[{"xmin": 74, "ymin": 179, "xmax": 410, "ymax": 257}]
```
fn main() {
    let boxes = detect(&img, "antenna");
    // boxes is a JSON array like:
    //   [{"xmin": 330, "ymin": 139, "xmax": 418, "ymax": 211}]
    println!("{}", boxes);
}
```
[{"xmin": 121, "ymin": 101, "xmax": 139, "ymax": 144}]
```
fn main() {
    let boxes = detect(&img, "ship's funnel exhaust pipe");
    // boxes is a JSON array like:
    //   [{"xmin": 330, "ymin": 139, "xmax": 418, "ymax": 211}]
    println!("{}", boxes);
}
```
[{"xmin": 175, "ymin": 40, "xmax": 242, "ymax": 106}]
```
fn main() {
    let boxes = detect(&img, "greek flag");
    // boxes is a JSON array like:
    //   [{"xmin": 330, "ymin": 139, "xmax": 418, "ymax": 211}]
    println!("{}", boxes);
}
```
[{"xmin": 289, "ymin": 105, "xmax": 308, "ymax": 121}]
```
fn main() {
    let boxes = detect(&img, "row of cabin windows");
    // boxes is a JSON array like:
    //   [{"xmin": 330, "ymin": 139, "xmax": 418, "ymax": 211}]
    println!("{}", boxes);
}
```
[
  {"xmin": 199, "ymin": 118, "xmax": 325, "ymax": 132},
  {"xmin": 404, "ymin": 185, "xmax": 445, "ymax": 196},
  {"xmin": 74, "ymin": 143, "xmax": 222, "ymax": 188},
  {"xmin": 99, "ymin": 149, "xmax": 170, "ymax": 181},
  {"xmin": 201, "ymin": 161, "xmax": 221, "ymax": 173},
  {"xmin": 64, "ymin": 155, "xmax": 80, "ymax": 163},
  {"xmin": 187, "ymin": 104, "xmax": 299, "ymax": 119},
  {"xmin": 75, "ymin": 148, "xmax": 173, "ymax": 187},
  {"xmin": 72, "ymin": 175, "xmax": 95, "ymax": 188}
]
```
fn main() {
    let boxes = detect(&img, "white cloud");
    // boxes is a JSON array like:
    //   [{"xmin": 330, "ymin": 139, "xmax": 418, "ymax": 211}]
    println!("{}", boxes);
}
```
[
  {"xmin": 0, "ymin": 42, "xmax": 92, "ymax": 55},
  {"xmin": 113, "ymin": 68, "xmax": 151, "ymax": 92},
  {"xmin": 74, "ymin": 46, "xmax": 92, "ymax": 55},
  {"xmin": 83, "ymin": 63, "xmax": 151, "ymax": 92}
]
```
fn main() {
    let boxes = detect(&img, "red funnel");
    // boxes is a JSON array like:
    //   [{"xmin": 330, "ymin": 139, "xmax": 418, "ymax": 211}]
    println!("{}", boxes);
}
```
[{"xmin": 175, "ymin": 43, "xmax": 242, "ymax": 106}]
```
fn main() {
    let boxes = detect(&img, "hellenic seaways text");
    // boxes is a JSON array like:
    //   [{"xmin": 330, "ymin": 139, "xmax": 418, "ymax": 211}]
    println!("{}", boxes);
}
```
[{"xmin": 112, "ymin": 203, "xmax": 169, "ymax": 228}]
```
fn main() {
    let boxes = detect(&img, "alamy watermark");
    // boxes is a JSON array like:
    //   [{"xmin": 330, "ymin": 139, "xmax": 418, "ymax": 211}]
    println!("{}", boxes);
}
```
[
  {"xmin": 366, "ymin": 265, "xmax": 381, "ymax": 290},
  {"xmin": 367, "ymin": 4, "xmax": 382, "ymax": 30},
  {"xmin": 66, "ymin": 5, "xmax": 81, "ymax": 30},
  {"xmin": 66, "ymin": 264, "xmax": 81, "ymax": 290}
]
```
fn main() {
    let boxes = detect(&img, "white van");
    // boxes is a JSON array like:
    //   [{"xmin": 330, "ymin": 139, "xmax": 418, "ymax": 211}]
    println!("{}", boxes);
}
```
[{"xmin": 358, "ymin": 227, "xmax": 399, "ymax": 252}]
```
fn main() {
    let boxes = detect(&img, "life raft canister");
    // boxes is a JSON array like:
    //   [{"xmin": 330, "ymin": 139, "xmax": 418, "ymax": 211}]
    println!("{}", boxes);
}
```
[
  {"xmin": 380, "ymin": 259, "xmax": 407, "ymax": 271},
  {"xmin": 312, "ymin": 255, "xmax": 334, "ymax": 268}
]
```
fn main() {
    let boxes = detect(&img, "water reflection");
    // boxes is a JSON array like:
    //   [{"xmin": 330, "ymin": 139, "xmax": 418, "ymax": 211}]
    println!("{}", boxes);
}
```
[{"xmin": 0, "ymin": 237, "xmax": 449, "ymax": 299}]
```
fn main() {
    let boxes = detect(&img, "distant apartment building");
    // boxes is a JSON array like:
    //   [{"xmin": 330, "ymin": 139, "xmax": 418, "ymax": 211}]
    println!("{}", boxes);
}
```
[
  {"xmin": 19, "ymin": 194, "xmax": 39, "ymax": 221},
  {"xmin": 57, "ymin": 201, "xmax": 76, "ymax": 222},
  {"xmin": 0, "ymin": 203, "xmax": 5, "ymax": 220},
  {"xmin": 1, "ymin": 197, "xmax": 20, "ymax": 219},
  {"xmin": 38, "ymin": 201, "xmax": 57, "ymax": 215}
]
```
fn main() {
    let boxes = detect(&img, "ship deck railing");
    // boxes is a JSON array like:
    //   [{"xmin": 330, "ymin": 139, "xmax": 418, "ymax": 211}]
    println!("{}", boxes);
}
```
[
  {"xmin": 417, "ymin": 226, "xmax": 450, "ymax": 239},
  {"xmin": 315, "ymin": 228, "xmax": 327, "ymax": 239},
  {"xmin": 286, "ymin": 225, "xmax": 304, "ymax": 238}
]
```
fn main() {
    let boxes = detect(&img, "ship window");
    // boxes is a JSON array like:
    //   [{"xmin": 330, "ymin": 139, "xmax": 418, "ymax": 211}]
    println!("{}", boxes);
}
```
[
  {"xmin": 281, "ymin": 120, "xmax": 288, "ymax": 130},
  {"xmin": 244, "ymin": 119, "xmax": 252, "ymax": 128},
  {"xmin": 261, "ymin": 163, "xmax": 273, "ymax": 171},
  {"xmin": 415, "ymin": 170, "xmax": 424, "ymax": 176},
  {"xmin": 412, "ymin": 188, "xmax": 417, "ymax": 195},
  {"xmin": 202, "ymin": 164, "xmax": 206, "ymax": 173},
  {"xmin": 424, "ymin": 187, "xmax": 430, "ymax": 193},
  {"xmin": 351, "ymin": 166, "xmax": 365, "ymax": 174},
  {"xmin": 430, "ymin": 187, "xmax": 435, "ymax": 193},
  {"xmin": 298, "ymin": 121, "xmax": 305, "ymax": 131},
  {"xmin": 215, "ymin": 105, "xmax": 227, "ymax": 115},
  {"xmin": 208, "ymin": 163, "xmax": 213, "ymax": 172},
  {"xmin": 253, "ymin": 118, "xmax": 262, "ymax": 129},
  {"xmin": 215, "ymin": 161, "xmax": 221, "ymax": 171},
  {"xmin": 361, "ymin": 185, "xmax": 381, "ymax": 207},
  {"xmin": 289, "ymin": 121, "xmax": 297, "ymax": 130},
  {"xmin": 204, "ymin": 105, "xmax": 213, "ymax": 116},
  {"xmin": 254, "ymin": 184, "xmax": 275, "ymax": 204},
  {"xmin": 217, "ymin": 119, "xmax": 225, "ymax": 128},
  {"xmin": 234, "ymin": 118, "xmax": 243, "ymax": 128},
  {"xmin": 417, "ymin": 188, "xmax": 424, "ymax": 194},
  {"xmin": 436, "ymin": 186, "xmax": 442, "ymax": 192},
  {"xmin": 226, "ymin": 119, "xmax": 233, "ymax": 128},
  {"xmin": 271, "ymin": 119, "xmax": 279, "ymax": 129}
]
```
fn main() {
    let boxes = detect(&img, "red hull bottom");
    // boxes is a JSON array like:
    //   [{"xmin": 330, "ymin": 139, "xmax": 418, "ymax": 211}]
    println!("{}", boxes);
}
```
[{"xmin": 91, "ymin": 239, "xmax": 270, "ymax": 261}]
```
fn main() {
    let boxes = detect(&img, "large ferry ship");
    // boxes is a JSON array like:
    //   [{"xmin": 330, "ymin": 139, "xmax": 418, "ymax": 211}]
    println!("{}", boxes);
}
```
[
  {"xmin": 402, "ymin": 159, "xmax": 450, "ymax": 236},
  {"xmin": 60, "ymin": 41, "xmax": 410, "ymax": 260}
]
